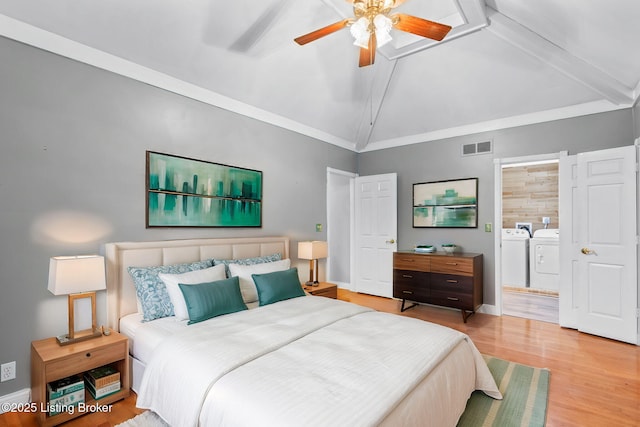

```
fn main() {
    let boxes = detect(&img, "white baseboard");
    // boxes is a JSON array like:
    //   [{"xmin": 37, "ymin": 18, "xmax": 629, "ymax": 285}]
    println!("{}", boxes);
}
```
[
  {"xmin": 478, "ymin": 304, "xmax": 499, "ymax": 316},
  {"xmin": 0, "ymin": 388, "xmax": 31, "ymax": 414}
]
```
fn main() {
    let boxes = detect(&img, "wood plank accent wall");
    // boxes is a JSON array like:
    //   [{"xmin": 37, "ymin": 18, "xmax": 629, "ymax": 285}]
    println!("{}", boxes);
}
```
[{"xmin": 502, "ymin": 163, "xmax": 558, "ymax": 232}]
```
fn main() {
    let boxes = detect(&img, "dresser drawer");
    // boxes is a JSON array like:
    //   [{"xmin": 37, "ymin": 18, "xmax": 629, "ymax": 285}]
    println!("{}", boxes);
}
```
[
  {"xmin": 46, "ymin": 341, "xmax": 126, "ymax": 382},
  {"xmin": 430, "ymin": 256, "xmax": 474, "ymax": 276},
  {"xmin": 429, "ymin": 291, "xmax": 474, "ymax": 310},
  {"xmin": 393, "ymin": 270, "xmax": 429, "ymax": 300},
  {"xmin": 393, "ymin": 253, "xmax": 430, "ymax": 272},
  {"xmin": 430, "ymin": 273, "xmax": 473, "ymax": 294}
]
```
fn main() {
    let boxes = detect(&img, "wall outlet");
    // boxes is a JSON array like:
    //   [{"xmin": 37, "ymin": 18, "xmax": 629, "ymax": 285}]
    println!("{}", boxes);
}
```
[{"xmin": 1, "ymin": 361, "xmax": 16, "ymax": 382}]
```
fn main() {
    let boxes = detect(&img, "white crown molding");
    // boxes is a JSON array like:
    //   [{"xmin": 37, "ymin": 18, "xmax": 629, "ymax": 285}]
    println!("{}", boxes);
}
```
[
  {"xmin": 361, "ymin": 100, "xmax": 630, "ymax": 153},
  {"xmin": 0, "ymin": 14, "xmax": 356, "ymax": 152}
]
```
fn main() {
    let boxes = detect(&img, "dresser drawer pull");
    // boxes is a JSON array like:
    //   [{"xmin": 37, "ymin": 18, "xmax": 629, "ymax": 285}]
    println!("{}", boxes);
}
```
[
  {"xmin": 402, "ymin": 290, "xmax": 413, "ymax": 295},
  {"xmin": 446, "ymin": 280, "xmax": 458, "ymax": 283},
  {"xmin": 445, "ymin": 262, "xmax": 458, "ymax": 266},
  {"xmin": 85, "ymin": 353, "xmax": 91, "ymax": 358},
  {"xmin": 402, "ymin": 274, "xmax": 413, "ymax": 278},
  {"xmin": 447, "ymin": 297, "xmax": 459, "ymax": 301}
]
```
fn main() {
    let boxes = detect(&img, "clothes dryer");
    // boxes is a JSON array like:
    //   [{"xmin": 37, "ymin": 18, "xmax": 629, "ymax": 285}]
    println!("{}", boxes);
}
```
[{"xmin": 529, "ymin": 229, "xmax": 560, "ymax": 291}]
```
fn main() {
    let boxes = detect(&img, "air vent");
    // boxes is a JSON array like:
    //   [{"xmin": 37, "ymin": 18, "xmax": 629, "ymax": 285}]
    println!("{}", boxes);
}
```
[{"xmin": 461, "ymin": 140, "xmax": 492, "ymax": 156}]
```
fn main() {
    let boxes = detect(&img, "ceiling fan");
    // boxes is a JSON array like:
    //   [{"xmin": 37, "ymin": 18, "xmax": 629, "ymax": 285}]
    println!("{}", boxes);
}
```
[{"xmin": 294, "ymin": 0, "xmax": 452, "ymax": 67}]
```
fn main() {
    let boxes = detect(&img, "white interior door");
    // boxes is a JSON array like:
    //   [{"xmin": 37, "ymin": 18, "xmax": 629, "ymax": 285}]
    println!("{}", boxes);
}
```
[
  {"xmin": 559, "ymin": 155, "xmax": 579, "ymax": 328},
  {"xmin": 577, "ymin": 145, "xmax": 637, "ymax": 344},
  {"xmin": 354, "ymin": 173, "xmax": 397, "ymax": 298}
]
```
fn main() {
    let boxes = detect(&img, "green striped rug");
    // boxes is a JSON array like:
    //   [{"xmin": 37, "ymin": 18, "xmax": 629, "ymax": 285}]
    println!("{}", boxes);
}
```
[{"xmin": 457, "ymin": 355, "xmax": 550, "ymax": 427}]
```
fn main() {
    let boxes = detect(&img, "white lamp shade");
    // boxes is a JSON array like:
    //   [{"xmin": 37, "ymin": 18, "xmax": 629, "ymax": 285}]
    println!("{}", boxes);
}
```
[
  {"xmin": 298, "ymin": 241, "xmax": 328, "ymax": 260},
  {"xmin": 48, "ymin": 255, "xmax": 106, "ymax": 295}
]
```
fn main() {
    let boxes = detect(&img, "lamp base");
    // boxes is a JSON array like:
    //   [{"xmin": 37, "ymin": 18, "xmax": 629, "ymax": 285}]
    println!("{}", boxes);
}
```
[
  {"xmin": 56, "ymin": 328, "xmax": 103, "ymax": 346},
  {"xmin": 305, "ymin": 280, "xmax": 320, "ymax": 287}
]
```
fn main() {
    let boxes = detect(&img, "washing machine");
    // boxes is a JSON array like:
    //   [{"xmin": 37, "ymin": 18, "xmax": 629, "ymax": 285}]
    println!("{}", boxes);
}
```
[
  {"xmin": 501, "ymin": 228, "xmax": 530, "ymax": 287},
  {"xmin": 529, "ymin": 229, "xmax": 560, "ymax": 291}
]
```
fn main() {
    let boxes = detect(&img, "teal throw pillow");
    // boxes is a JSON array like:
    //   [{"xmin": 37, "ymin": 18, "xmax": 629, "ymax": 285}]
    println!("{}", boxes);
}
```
[
  {"xmin": 252, "ymin": 267, "xmax": 306, "ymax": 306},
  {"xmin": 179, "ymin": 276, "xmax": 248, "ymax": 324}
]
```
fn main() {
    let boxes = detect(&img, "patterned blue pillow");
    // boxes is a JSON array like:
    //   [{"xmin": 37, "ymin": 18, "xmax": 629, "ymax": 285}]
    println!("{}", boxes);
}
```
[
  {"xmin": 128, "ymin": 260, "xmax": 212, "ymax": 322},
  {"xmin": 212, "ymin": 253, "xmax": 282, "ymax": 277}
]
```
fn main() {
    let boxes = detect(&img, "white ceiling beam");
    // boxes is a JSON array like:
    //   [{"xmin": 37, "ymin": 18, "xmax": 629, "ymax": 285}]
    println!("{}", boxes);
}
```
[
  {"xmin": 354, "ymin": 59, "xmax": 398, "ymax": 151},
  {"xmin": 485, "ymin": 8, "xmax": 633, "ymax": 106}
]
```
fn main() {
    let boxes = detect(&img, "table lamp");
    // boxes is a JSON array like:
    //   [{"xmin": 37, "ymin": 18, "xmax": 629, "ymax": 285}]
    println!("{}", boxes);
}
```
[
  {"xmin": 298, "ymin": 241, "xmax": 328, "ymax": 286},
  {"xmin": 48, "ymin": 255, "xmax": 106, "ymax": 345}
]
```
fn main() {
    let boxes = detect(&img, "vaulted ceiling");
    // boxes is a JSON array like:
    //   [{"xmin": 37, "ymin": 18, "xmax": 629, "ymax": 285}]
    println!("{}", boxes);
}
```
[{"xmin": 1, "ymin": 0, "xmax": 639, "ymax": 152}]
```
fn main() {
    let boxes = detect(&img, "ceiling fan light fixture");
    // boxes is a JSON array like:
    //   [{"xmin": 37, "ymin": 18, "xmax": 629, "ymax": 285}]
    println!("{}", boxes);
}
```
[
  {"xmin": 294, "ymin": 0, "xmax": 452, "ymax": 66},
  {"xmin": 373, "ymin": 14, "xmax": 393, "ymax": 47},
  {"xmin": 350, "ymin": 17, "xmax": 371, "ymax": 48}
]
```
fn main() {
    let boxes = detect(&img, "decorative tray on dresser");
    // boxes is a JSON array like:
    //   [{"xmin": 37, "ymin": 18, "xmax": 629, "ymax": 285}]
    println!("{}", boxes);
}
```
[{"xmin": 393, "ymin": 251, "xmax": 483, "ymax": 322}]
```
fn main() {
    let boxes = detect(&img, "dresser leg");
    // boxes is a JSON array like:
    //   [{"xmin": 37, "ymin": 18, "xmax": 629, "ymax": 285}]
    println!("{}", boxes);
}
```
[
  {"xmin": 401, "ymin": 299, "xmax": 418, "ymax": 312},
  {"xmin": 461, "ymin": 310, "xmax": 475, "ymax": 323}
]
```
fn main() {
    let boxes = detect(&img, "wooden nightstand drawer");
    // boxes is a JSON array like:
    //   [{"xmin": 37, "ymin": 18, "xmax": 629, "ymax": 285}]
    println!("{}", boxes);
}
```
[
  {"xmin": 304, "ymin": 282, "xmax": 337, "ymax": 299},
  {"xmin": 46, "ymin": 341, "xmax": 126, "ymax": 382},
  {"xmin": 430, "ymin": 257, "xmax": 474, "ymax": 275}
]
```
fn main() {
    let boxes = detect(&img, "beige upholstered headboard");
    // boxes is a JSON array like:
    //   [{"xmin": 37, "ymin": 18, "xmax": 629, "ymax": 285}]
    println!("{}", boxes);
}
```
[{"xmin": 104, "ymin": 236, "xmax": 290, "ymax": 330}]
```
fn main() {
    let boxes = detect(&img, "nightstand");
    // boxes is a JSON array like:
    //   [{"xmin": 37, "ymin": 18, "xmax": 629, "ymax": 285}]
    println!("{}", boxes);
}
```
[
  {"xmin": 31, "ymin": 329, "xmax": 130, "ymax": 427},
  {"xmin": 304, "ymin": 282, "xmax": 338, "ymax": 299}
]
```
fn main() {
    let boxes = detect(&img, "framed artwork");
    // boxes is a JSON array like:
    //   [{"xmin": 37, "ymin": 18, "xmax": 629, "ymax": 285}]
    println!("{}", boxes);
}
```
[
  {"xmin": 413, "ymin": 178, "xmax": 478, "ymax": 228},
  {"xmin": 146, "ymin": 151, "xmax": 262, "ymax": 227}
]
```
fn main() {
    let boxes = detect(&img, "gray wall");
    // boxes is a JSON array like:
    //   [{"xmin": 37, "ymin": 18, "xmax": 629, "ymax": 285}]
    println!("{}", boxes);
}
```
[
  {"xmin": 634, "ymin": 104, "xmax": 640, "ymax": 138},
  {"xmin": 358, "ymin": 109, "xmax": 635, "ymax": 307},
  {"xmin": 0, "ymin": 36, "xmax": 357, "ymax": 395},
  {"xmin": 1, "ymin": 32, "xmax": 636, "ymax": 398}
]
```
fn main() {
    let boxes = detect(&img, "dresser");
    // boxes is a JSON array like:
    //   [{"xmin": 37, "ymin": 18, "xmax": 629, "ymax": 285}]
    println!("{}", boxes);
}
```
[{"xmin": 393, "ymin": 251, "xmax": 483, "ymax": 322}]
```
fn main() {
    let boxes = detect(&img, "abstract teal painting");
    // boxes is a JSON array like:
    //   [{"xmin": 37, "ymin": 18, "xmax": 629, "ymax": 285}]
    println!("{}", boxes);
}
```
[
  {"xmin": 413, "ymin": 178, "xmax": 478, "ymax": 228},
  {"xmin": 146, "ymin": 151, "xmax": 262, "ymax": 227}
]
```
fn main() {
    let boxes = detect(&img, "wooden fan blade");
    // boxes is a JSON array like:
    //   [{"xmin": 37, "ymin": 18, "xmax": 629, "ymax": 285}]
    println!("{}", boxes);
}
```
[
  {"xmin": 394, "ymin": 13, "xmax": 452, "ymax": 41},
  {"xmin": 346, "ymin": 0, "xmax": 406, "ymax": 6},
  {"xmin": 359, "ymin": 32, "xmax": 376, "ymax": 67},
  {"xmin": 294, "ymin": 19, "xmax": 350, "ymax": 45}
]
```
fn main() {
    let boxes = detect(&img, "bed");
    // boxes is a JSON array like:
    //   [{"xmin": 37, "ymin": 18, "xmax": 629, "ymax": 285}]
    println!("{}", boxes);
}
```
[{"xmin": 105, "ymin": 236, "xmax": 501, "ymax": 427}]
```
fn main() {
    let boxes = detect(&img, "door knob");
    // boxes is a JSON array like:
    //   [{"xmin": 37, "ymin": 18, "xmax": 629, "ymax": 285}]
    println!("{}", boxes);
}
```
[
  {"xmin": 386, "ymin": 238, "xmax": 395, "ymax": 244},
  {"xmin": 581, "ymin": 247, "xmax": 596, "ymax": 255}
]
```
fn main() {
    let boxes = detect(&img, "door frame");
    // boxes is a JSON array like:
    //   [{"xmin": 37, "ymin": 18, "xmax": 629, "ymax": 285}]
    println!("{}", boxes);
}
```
[
  {"xmin": 493, "ymin": 151, "xmax": 568, "ymax": 316},
  {"xmin": 326, "ymin": 167, "xmax": 357, "ymax": 291}
]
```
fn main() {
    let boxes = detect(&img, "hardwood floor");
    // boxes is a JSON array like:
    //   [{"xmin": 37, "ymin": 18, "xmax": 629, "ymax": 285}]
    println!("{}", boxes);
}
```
[
  {"xmin": 502, "ymin": 288, "xmax": 559, "ymax": 324},
  {"xmin": 2, "ymin": 290, "xmax": 638, "ymax": 427}
]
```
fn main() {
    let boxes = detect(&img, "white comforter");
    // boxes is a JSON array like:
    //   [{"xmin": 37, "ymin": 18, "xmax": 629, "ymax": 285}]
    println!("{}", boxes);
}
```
[{"xmin": 137, "ymin": 296, "xmax": 501, "ymax": 427}]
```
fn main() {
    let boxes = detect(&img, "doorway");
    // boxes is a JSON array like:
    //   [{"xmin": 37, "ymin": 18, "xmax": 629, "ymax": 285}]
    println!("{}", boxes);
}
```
[
  {"xmin": 496, "ymin": 154, "xmax": 563, "ymax": 323},
  {"xmin": 326, "ymin": 168, "xmax": 398, "ymax": 297},
  {"xmin": 326, "ymin": 168, "xmax": 357, "ymax": 290}
]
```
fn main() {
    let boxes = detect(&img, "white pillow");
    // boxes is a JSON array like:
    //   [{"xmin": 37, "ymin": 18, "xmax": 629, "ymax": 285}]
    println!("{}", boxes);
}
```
[
  {"xmin": 158, "ymin": 264, "xmax": 227, "ymax": 321},
  {"xmin": 228, "ymin": 259, "xmax": 291, "ymax": 304}
]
